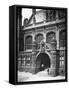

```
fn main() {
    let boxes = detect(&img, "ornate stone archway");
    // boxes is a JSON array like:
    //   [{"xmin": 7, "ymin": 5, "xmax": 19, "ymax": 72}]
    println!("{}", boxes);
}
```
[{"xmin": 35, "ymin": 52, "xmax": 50, "ymax": 73}]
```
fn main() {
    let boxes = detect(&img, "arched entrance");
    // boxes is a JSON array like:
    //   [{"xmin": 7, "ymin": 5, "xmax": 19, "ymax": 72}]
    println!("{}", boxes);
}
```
[{"xmin": 36, "ymin": 53, "xmax": 50, "ymax": 73}]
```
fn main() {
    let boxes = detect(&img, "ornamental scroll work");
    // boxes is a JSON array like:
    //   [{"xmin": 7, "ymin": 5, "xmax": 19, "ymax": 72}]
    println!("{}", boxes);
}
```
[
  {"xmin": 58, "ymin": 24, "xmax": 65, "ymax": 30},
  {"xmin": 40, "ymin": 41, "xmax": 52, "ymax": 51},
  {"xmin": 32, "ymin": 39, "xmax": 57, "ymax": 52},
  {"xmin": 40, "ymin": 40, "xmax": 57, "ymax": 51}
]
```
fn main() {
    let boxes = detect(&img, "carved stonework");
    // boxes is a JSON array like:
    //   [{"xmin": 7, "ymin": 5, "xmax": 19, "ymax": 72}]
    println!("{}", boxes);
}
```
[
  {"xmin": 45, "ymin": 26, "xmax": 57, "ymax": 31},
  {"xmin": 40, "ymin": 41, "xmax": 45, "ymax": 53},
  {"xmin": 58, "ymin": 24, "xmax": 65, "ymax": 30}
]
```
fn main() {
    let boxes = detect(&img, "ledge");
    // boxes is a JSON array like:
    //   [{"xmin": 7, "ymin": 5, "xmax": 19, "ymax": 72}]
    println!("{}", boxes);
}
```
[{"xmin": 23, "ymin": 19, "xmax": 65, "ymax": 30}]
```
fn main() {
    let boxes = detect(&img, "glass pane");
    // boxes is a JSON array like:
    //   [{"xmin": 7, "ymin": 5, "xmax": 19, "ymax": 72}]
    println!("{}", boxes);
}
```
[
  {"xmin": 46, "ymin": 32, "xmax": 55, "ymax": 43},
  {"xmin": 35, "ymin": 34, "xmax": 44, "ymax": 44},
  {"xmin": 25, "ymin": 36, "xmax": 32, "ymax": 50},
  {"xmin": 59, "ymin": 30, "xmax": 65, "ymax": 47}
]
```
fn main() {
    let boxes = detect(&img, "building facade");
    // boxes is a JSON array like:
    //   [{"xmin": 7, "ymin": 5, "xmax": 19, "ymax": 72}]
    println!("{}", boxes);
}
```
[{"xmin": 17, "ymin": 9, "xmax": 66, "ymax": 76}]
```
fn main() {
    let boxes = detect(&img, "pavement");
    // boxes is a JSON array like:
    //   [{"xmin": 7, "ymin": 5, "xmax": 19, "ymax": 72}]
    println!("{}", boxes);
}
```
[{"xmin": 18, "ymin": 69, "xmax": 65, "ymax": 82}]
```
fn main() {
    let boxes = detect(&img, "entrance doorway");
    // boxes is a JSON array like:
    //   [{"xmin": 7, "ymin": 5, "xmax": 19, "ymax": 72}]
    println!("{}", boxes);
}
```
[{"xmin": 36, "ymin": 53, "xmax": 50, "ymax": 73}]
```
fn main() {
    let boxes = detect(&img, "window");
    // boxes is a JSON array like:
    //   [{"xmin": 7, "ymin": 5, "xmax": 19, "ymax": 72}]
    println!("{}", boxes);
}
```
[
  {"xmin": 35, "ymin": 34, "xmax": 44, "ymax": 43},
  {"xmin": 25, "ymin": 35, "xmax": 32, "ymax": 50},
  {"xmin": 35, "ymin": 34, "xmax": 44, "ymax": 49},
  {"xmin": 59, "ymin": 50, "xmax": 65, "ymax": 67},
  {"xmin": 46, "ymin": 32, "xmax": 56, "ymax": 43},
  {"xmin": 58, "ymin": 10, "xmax": 65, "ymax": 19},
  {"xmin": 59, "ymin": 30, "xmax": 65, "ymax": 48},
  {"xmin": 26, "ymin": 57, "xmax": 31, "ymax": 65},
  {"xmin": 46, "ymin": 10, "xmax": 56, "ymax": 22},
  {"xmin": 18, "ymin": 57, "xmax": 22, "ymax": 66}
]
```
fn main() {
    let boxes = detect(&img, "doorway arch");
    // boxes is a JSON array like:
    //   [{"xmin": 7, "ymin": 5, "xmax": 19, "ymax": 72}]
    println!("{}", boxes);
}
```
[{"xmin": 36, "ymin": 53, "xmax": 50, "ymax": 73}]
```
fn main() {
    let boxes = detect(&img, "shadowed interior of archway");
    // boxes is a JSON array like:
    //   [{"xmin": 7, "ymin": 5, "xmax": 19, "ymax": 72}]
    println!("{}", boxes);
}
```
[{"xmin": 36, "ymin": 53, "xmax": 50, "ymax": 73}]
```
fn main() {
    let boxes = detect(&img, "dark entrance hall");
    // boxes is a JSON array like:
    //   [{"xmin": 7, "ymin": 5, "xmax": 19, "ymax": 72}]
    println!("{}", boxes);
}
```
[{"xmin": 36, "ymin": 53, "xmax": 50, "ymax": 73}]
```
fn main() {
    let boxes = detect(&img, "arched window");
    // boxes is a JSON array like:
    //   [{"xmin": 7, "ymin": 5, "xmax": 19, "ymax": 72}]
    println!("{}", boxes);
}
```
[
  {"xmin": 35, "ymin": 33, "xmax": 44, "ymax": 44},
  {"xmin": 46, "ymin": 32, "xmax": 56, "ymax": 43},
  {"xmin": 59, "ymin": 30, "xmax": 65, "ymax": 48},
  {"xmin": 25, "ymin": 35, "xmax": 32, "ymax": 50},
  {"xmin": 35, "ymin": 33, "xmax": 44, "ymax": 49}
]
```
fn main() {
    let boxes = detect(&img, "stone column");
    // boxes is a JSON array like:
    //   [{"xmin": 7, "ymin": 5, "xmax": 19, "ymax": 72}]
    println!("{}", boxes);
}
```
[
  {"xmin": 44, "ymin": 32, "xmax": 46, "ymax": 42},
  {"xmin": 56, "ymin": 10, "xmax": 59, "ymax": 20},
  {"xmin": 50, "ymin": 40, "xmax": 59, "ymax": 76},
  {"xmin": 56, "ymin": 27, "xmax": 59, "ymax": 50},
  {"xmin": 32, "ymin": 33, "xmax": 35, "ymax": 42},
  {"xmin": 31, "ymin": 40, "xmax": 37, "ymax": 74},
  {"xmin": 30, "ymin": 52, "xmax": 36, "ymax": 74}
]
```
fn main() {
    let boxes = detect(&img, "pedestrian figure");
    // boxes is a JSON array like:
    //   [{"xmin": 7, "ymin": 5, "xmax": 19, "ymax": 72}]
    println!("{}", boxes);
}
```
[{"xmin": 47, "ymin": 68, "xmax": 49, "ymax": 75}]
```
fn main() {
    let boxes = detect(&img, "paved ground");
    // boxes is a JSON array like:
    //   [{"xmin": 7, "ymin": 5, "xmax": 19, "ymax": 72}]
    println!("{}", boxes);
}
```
[{"xmin": 18, "ymin": 69, "xmax": 65, "ymax": 82}]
